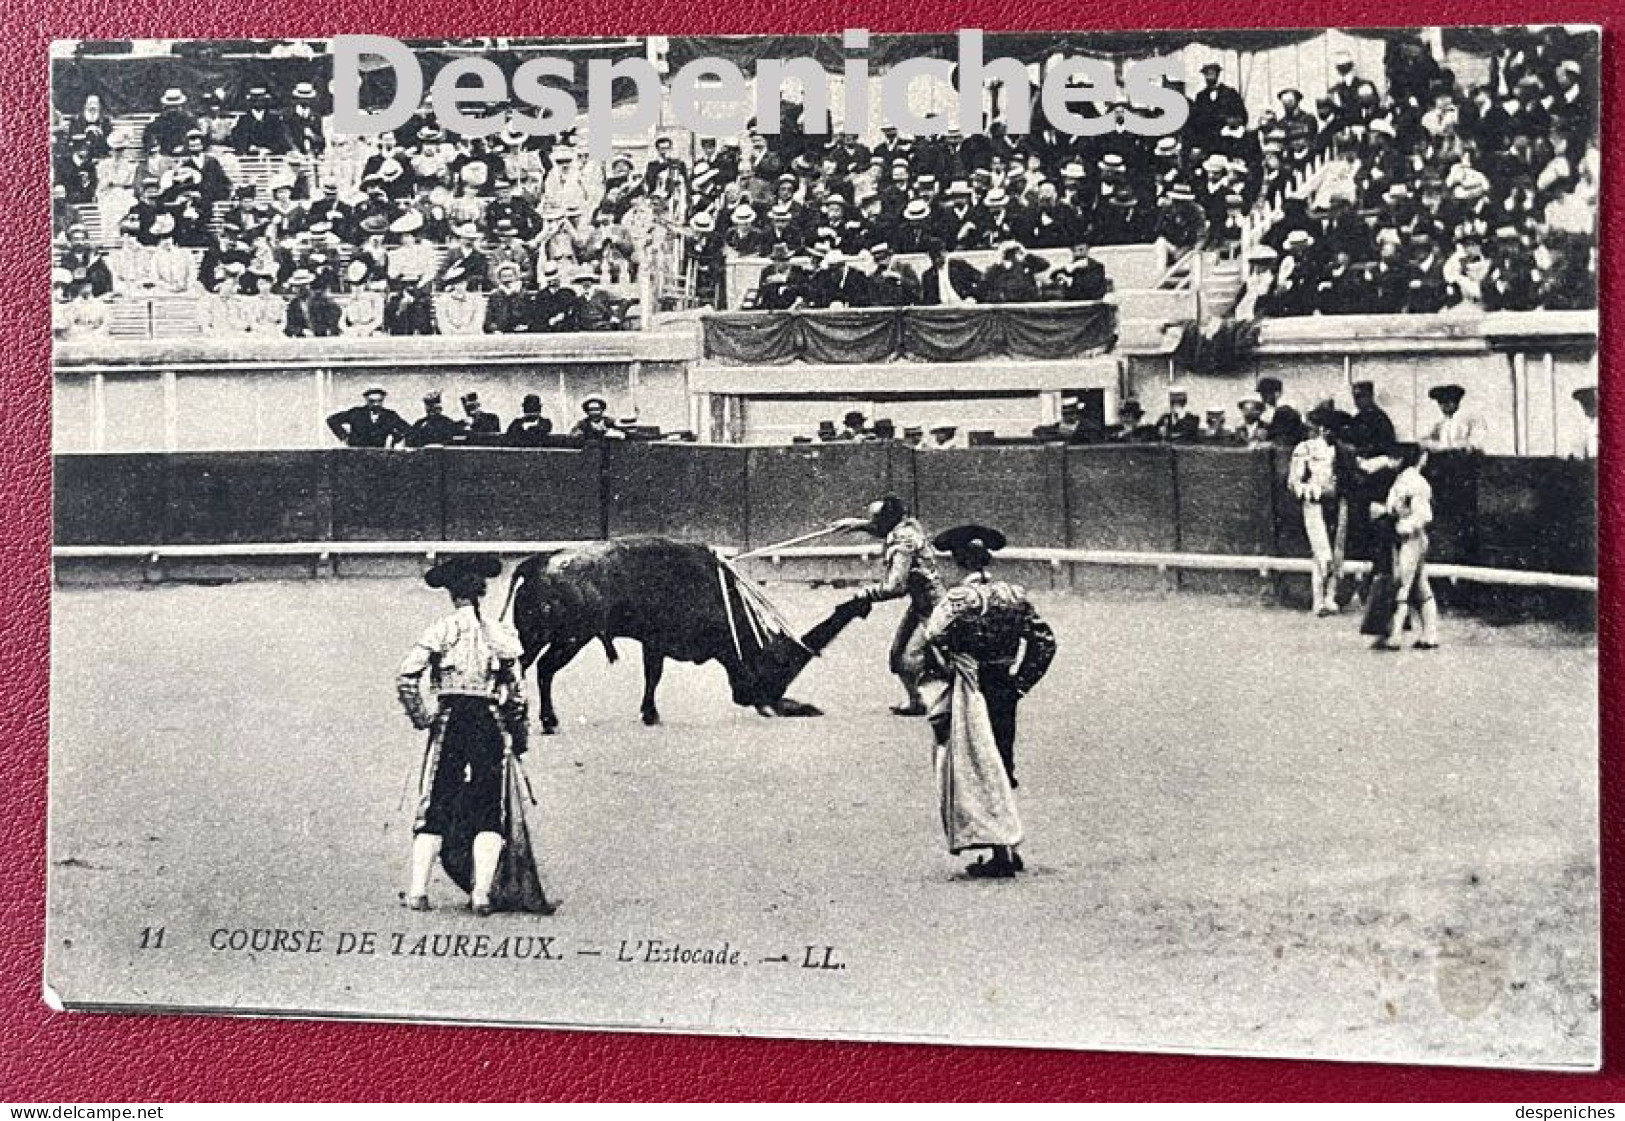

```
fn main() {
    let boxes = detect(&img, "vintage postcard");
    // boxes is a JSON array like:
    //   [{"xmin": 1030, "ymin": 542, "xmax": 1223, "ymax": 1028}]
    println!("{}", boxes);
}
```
[{"xmin": 48, "ymin": 28, "xmax": 1600, "ymax": 1068}]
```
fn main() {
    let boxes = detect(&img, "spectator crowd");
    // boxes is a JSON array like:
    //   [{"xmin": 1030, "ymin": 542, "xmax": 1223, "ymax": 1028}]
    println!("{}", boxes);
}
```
[
  {"xmin": 52, "ymin": 73, "xmax": 650, "ymax": 339},
  {"xmin": 52, "ymin": 28, "xmax": 1597, "ymax": 341},
  {"xmin": 789, "ymin": 371, "xmax": 1600, "ymax": 458},
  {"xmin": 324, "ymin": 389, "xmax": 694, "ymax": 448},
  {"xmin": 1238, "ymin": 28, "xmax": 1598, "ymax": 317}
]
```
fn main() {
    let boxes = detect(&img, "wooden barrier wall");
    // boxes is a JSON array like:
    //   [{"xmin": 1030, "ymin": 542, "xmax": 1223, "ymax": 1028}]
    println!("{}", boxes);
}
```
[{"xmin": 52, "ymin": 445, "xmax": 1599, "ymax": 576}]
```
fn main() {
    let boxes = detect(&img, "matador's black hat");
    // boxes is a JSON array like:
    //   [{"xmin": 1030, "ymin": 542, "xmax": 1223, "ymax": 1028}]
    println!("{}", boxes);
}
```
[
  {"xmin": 933, "ymin": 525, "xmax": 1008, "ymax": 556},
  {"xmin": 424, "ymin": 553, "xmax": 503, "ymax": 590}
]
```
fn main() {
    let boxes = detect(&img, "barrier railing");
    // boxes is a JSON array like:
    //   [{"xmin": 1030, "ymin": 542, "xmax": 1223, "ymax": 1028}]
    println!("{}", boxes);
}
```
[
  {"xmin": 52, "ymin": 445, "xmax": 1598, "ymax": 587},
  {"xmin": 50, "ymin": 539, "xmax": 1598, "ymax": 594}
]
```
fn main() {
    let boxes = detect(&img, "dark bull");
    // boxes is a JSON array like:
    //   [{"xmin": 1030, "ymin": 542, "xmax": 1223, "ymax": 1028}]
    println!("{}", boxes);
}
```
[{"xmin": 504, "ymin": 537, "xmax": 867, "ymax": 733}]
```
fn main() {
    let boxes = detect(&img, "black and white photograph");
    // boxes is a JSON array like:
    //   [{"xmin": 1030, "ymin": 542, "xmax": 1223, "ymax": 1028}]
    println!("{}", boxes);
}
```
[{"xmin": 47, "ymin": 28, "xmax": 1600, "ymax": 1068}]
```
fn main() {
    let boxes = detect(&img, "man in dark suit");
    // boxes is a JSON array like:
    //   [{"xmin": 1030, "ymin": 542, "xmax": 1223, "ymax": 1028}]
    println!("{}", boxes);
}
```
[
  {"xmin": 1153, "ymin": 388, "xmax": 1202, "ymax": 443},
  {"xmin": 229, "ymin": 87, "xmax": 290, "ymax": 155},
  {"xmin": 284, "ymin": 270, "xmax": 343, "ymax": 338},
  {"xmin": 1104, "ymin": 398, "xmax": 1154, "ymax": 443},
  {"xmin": 458, "ymin": 392, "xmax": 503, "ymax": 445},
  {"xmin": 327, "ymin": 386, "xmax": 407, "ymax": 448},
  {"xmin": 436, "ymin": 223, "xmax": 494, "ymax": 292},
  {"xmin": 1048, "ymin": 243, "xmax": 1109, "ymax": 302},
  {"xmin": 920, "ymin": 239, "xmax": 982, "ymax": 305},
  {"xmin": 505, "ymin": 394, "xmax": 555, "ymax": 447},
  {"xmin": 979, "ymin": 242, "xmax": 1049, "ymax": 304},
  {"xmin": 1256, "ymin": 376, "xmax": 1306, "ymax": 447},
  {"xmin": 867, "ymin": 243, "xmax": 923, "ymax": 307},
  {"xmin": 404, "ymin": 390, "xmax": 462, "ymax": 448},
  {"xmin": 383, "ymin": 276, "xmax": 437, "ymax": 336},
  {"xmin": 482, "ymin": 262, "xmax": 534, "ymax": 334},
  {"xmin": 146, "ymin": 88, "xmax": 198, "ymax": 157},
  {"xmin": 808, "ymin": 251, "xmax": 872, "ymax": 309},
  {"xmin": 531, "ymin": 264, "xmax": 582, "ymax": 332},
  {"xmin": 1343, "ymin": 380, "xmax": 1396, "ymax": 454},
  {"xmin": 1188, "ymin": 62, "xmax": 1248, "ymax": 148}
]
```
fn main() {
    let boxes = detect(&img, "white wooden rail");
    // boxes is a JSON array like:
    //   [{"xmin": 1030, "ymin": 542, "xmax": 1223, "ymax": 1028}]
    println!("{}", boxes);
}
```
[{"xmin": 51, "ymin": 540, "xmax": 1598, "ymax": 593}]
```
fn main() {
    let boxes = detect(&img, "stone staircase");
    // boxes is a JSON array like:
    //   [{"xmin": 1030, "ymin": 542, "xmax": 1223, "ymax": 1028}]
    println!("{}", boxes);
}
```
[{"xmin": 1112, "ymin": 248, "xmax": 1247, "ymax": 355}]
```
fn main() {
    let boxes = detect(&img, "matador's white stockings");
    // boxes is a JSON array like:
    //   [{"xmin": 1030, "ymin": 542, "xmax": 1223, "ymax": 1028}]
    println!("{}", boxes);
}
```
[
  {"xmin": 408, "ymin": 832, "xmax": 442, "ymax": 904},
  {"xmin": 471, "ymin": 831, "xmax": 505, "ymax": 912}
]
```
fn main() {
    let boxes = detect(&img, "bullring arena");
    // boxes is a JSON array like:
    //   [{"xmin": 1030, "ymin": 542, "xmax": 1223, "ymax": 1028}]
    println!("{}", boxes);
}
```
[{"xmin": 48, "ymin": 30, "xmax": 1598, "ymax": 1067}]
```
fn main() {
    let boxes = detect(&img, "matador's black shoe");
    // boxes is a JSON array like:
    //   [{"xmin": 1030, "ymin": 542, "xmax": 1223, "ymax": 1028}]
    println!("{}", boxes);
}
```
[
  {"xmin": 966, "ymin": 855, "xmax": 1017, "ymax": 879},
  {"xmin": 890, "ymin": 703, "xmax": 928, "ymax": 717}
]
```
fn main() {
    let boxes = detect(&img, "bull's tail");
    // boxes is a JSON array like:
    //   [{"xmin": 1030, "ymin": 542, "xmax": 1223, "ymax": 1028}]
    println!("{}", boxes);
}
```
[{"xmin": 599, "ymin": 635, "xmax": 620, "ymax": 664}]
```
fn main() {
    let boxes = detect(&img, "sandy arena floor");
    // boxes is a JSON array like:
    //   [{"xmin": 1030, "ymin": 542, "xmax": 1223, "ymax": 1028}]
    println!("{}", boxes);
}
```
[{"xmin": 46, "ymin": 578, "xmax": 1599, "ymax": 1068}]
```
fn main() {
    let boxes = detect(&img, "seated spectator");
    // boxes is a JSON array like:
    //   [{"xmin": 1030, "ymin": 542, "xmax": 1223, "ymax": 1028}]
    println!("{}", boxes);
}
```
[
  {"xmin": 572, "ymin": 397, "xmax": 625, "ymax": 442},
  {"xmin": 383, "ymin": 274, "xmax": 436, "ymax": 336},
  {"xmin": 482, "ymin": 262, "xmax": 531, "ymax": 333},
  {"xmin": 1233, "ymin": 397, "xmax": 1269, "ymax": 444},
  {"xmin": 839, "ymin": 411, "xmax": 869, "ymax": 441},
  {"xmin": 1257, "ymin": 377, "xmax": 1306, "ymax": 446},
  {"xmin": 754, "ymin": 243, "xmax": 811, "ymax": 310},
  {"xmin": 807, "ymin": 250, "xmax": 871, "ymax": 309},
  {"xmin": 458, "ymin": 392, "xmax": 503, "ymax": 445},
  {"xmin": 572, "ymin": 270, "xmax": 622, "ymax": 331},
  {"xmin": 1046, "ymin": 243, "xmax": 1109, "ymax": 302},
  {"xmin": 58, "ymin": 224, "xmax": 113, "ymax": 299},
  {"xmin": 437, "ymin": 223, "xmax": 494, "ymax": 292},
  {"xmin": 1313, "ymin": 250, "xmax": 1369, "ymax": 316},
  {"xmin": 505, "ymin": 394, "xmax": 555, "ymax": 447},
  {"xmin": 533, "ymin": 263, "xmax": 581, "ymax": 331},
  {"xmin": 405, "ymin": 390, "xmax": 462, "ymax": 448},
  {"xmin": 920, "ymin": 239, "xmax": 982, "ymax": 305},
  {"xmin": 284, "ymin": 269, "xmax": 341, "ymax": 337},
  {"xmin": 980, "ymin": 241, "xmax": 1048, "ymax": 304},
  {"xmin": 231, "ymin": 86, "xmax": 291, "ymax": 155},
  {"xmin": 1420, "ymin": 384, "xmax": 1486, "ymax": 452},
  {"xmin": 868, "ymin": 243, "xmax": 922, "ymax": 306},
  {"xmin": 1153, "ymin": 387, "xmax": 1201, "ymax": 443},
  {"xmin": 326, "ymin": 386, "xmax": 407, "ymax": 447},
  {"xmin": 146, "ymin": 87, "xmax": 198, "ymax": 158},
  {"xmin": 1264, "ymin": 229, "xmax": 1323, "ymax": 317},
  {"xmin": 1104, "ymin": 399, "xmax": 1154, "ymax": 443},
  {"xmin": 1201, "ymin": 409, "xmax": 1230, "ymax": 443},
  {"xmin": 1482, "ymin": 226, "xmax": 1539, "ymax": 310}
]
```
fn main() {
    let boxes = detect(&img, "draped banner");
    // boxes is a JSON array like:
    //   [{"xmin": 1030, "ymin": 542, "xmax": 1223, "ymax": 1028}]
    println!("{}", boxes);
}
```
[{"xmin": 701, "ymin": 302, "xmax": 1116, "ymax": 365}]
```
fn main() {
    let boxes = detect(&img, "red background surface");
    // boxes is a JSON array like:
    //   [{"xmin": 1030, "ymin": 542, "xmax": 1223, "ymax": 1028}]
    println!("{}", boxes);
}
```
[{"xmin": 1, "ymin": 0, "xmax": 1617, "ymax": 1102}]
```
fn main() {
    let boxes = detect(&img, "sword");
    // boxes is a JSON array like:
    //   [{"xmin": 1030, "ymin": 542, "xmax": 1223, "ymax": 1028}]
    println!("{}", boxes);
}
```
[{"xmin": 731, "ymin": 523, "xmax": 853, "ymax": 563}]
